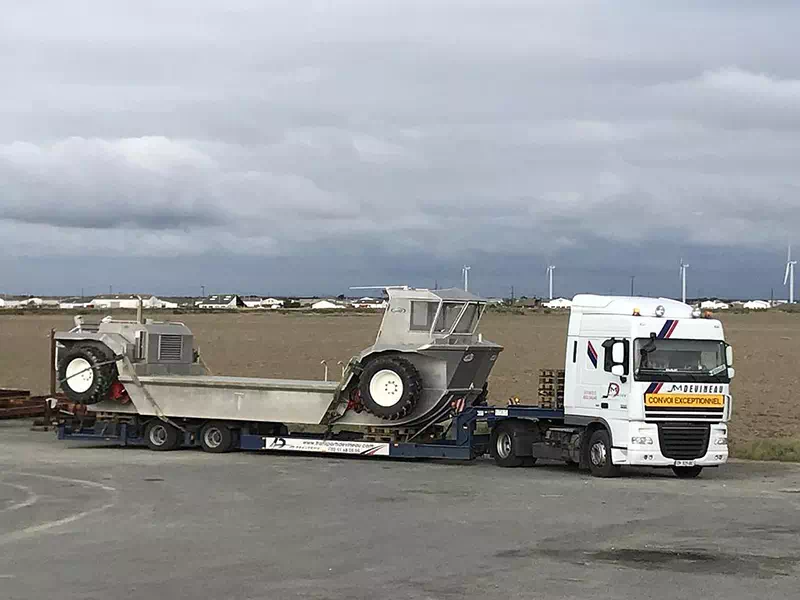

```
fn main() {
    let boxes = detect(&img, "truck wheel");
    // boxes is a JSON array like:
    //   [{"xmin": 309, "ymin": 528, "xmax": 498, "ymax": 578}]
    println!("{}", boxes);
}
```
[
  {"xmin": 145, "ymin": 421, "xmax": 181, "ymax": 451},
  {"xmin": 490, "ymin": 422, "xmax": 524, "ymax": 467},
  {"xmin": 587, "ymin": 429, "xmax": 621, "ymax": 478},
  {"xmin": 200, "ymin": 422, "xmax": 235, "ymax": 453},
  {"xmin": 58, "ymin": 344, "xmax": 116, "ymax": 404},
  {"xmin": 359, "ymin": 356, "xmax": 422, "ymax": 420},
  {"xmin": 672, "ymin": 466, "xmax": 703, "ymax": 479}
]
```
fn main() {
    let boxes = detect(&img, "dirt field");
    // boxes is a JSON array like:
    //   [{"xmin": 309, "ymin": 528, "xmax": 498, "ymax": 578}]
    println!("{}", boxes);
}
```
[{"xmin": 1, "ymin": 310, "xmax": 798, "ymax": 449}]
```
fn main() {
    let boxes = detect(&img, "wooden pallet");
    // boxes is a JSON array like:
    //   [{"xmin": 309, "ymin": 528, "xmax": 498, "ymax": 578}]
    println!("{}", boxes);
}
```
[
  {"xmin": 537, "ymin": 369, "xmax": 565, "ymax": 409},
  {"xmin": 0, "ymin": 390, "xmax": 44, "ymax": 419},
  {"xmin": 539, "ymin": 369, "xmax": 565, "ymax": 378},
  {"xmin": 536, "ymin": 400, "xmax": 564, "ymax": 409}
]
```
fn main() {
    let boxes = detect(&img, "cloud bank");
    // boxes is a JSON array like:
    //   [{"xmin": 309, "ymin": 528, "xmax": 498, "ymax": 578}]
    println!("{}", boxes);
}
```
[{"xmin": 1, "ymin": 1, "xmax": 798, "ymax": 296}]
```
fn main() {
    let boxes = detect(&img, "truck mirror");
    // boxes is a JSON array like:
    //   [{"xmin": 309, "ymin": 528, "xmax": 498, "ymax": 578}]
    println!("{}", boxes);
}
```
[
  {"xmin": 727, "ymin": 367, "xmax": 735, "ymax": 379},
  {"xmin": 611, "ymin": 365, "xmax": 625, "ymax": 377},
  {"xmin": 726, "ymin": 345, "xmax": 733, "ymax": 366},
  {"xmin": 612, "ymin": 341, "xmax": 625, "ymax": 364}
]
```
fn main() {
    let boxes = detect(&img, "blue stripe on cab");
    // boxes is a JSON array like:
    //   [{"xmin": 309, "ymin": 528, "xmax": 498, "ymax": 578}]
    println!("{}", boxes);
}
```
[{"xmin": 657, "ymin": 320, "xmax": 674, "ymax": 339}]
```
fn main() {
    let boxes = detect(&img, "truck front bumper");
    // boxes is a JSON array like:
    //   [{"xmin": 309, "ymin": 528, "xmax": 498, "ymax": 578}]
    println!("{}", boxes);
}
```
[{"xmin": 611, "ymin": 422, "xmax": 728, "ymax": 467}]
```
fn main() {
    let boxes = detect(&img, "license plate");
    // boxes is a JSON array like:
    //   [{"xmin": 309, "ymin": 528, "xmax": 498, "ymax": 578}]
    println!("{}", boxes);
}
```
[{"xmin": 675, "ymin": 460, "xmax": 695, "ymax": 467}]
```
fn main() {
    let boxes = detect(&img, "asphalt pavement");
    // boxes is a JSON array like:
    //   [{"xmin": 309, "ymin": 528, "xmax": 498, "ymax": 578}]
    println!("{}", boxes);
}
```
[{"xmin": 1, "ymin": 420, "xmax": 800, "ymax": 600}]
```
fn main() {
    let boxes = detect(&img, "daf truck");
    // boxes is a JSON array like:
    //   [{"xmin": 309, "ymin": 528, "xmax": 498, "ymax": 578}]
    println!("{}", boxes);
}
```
[{"xmin": 486, "ymin": 294, "xmax": 732, "ymax": 478}]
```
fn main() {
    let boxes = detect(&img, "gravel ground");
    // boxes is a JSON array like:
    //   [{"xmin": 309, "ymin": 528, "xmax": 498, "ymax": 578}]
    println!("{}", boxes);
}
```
[{"xmin": 2, "ymin": 420, "xmax": 800, "ymax": 600}]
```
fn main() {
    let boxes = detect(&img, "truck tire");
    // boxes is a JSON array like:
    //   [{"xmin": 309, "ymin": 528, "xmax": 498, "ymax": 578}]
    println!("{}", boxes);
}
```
[
  {"xmin": 200, "ymin": 422, "xmax": 235, "ymax": 453},
  {"xmin": 58, "ymin": 344, "xmax": 116, "ymax": 404},
  {"xmin": 145, "ymin": 421, "xmax": 181, "ymax": 451},
  {"xmin": 490, "ymin": 421, "xmax": 525, "ymax": 467},
  {"xmin": 359, "ymin": 356, "xmax": 422, "ymax": 420},
  {"xmin": 672, "ymin": 465, "xmax": 703, "ymax": 479},
  {"xmin": 587, "ymin": 429, "xmax": 621, "ymax": 478}
]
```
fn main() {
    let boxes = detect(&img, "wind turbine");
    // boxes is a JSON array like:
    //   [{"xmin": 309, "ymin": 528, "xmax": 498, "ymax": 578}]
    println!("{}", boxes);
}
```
[
  {"xmin": 546, "ymin": 265, "xmax": 555, "ymax": 300},
  {"xmin": 680, "ymin": 259, "xmax": 690, "ymax": 304},
  {"xmin": 462, "ymin": 265, "xmax": 471, "ymax": 292},
  {"xmin": 785, "ymin": 245, "xmax": 796, "ymax": 304}
]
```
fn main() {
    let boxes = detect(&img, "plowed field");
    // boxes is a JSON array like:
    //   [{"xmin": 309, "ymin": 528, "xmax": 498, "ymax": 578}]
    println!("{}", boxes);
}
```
[{"xmin": 1, "ymin": 310, "xmax": 797, "ymax": 448}]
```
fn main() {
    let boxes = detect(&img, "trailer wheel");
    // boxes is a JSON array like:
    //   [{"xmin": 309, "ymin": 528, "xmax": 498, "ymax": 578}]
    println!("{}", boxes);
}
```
[
  {"xmin": 58, "ymin": 344, "xmax": 116, "ymax": 404},
  {"xmin": 587, "ymin": 429, "xmax": 621, "ymax": 478},
  {"xmin": 672, "ymin": 465, "xmax": 703, "ymax": 479},
  {"xmin": 200, "ymin": 422, "xmax": 235, "ymax": 453},
  {"xmin": 359, "ymin": 356, "xmax": 422, "ymax": 420},
  {"xmin": 145, "ymin": 421, "xmax": 181, "ymax": 451},
  {"xmin": 490, "ymin": 422, "xmax": 524, "ymax": 467}
]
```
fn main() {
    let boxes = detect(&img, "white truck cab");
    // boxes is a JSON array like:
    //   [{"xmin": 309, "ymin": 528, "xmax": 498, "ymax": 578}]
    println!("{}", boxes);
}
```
[{"xmin": 563, "ymin": 295, "xmax": 731, "ymax": 476}]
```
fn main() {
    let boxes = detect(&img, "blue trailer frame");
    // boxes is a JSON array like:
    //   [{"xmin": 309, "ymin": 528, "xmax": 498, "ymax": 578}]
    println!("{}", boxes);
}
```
[{"xmin": 56, "ymin": 405, "xmax": 566, "ymax": 460}]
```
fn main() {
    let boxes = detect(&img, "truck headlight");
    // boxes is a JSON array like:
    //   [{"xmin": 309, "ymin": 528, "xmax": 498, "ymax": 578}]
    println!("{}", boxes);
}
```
[
  {"xmin": 632, "ymin": 436, "xmax": 654, "ymax": 445},
  {"xmin": 714, "ymin": 437, "xmax": 728, "ymax": 446}
]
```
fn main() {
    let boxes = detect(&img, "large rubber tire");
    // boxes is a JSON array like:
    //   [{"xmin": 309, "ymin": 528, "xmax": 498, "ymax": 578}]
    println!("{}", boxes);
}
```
[
  {"xmin": 490, "ymin": 421, "xmax": 525, "ymax": 467},
  {"xmin": 145, "ymin": 421, "xmax": 181, "ymax": 451},
  {"xmin": 200, "ymin": 422, "xmax": 235, "ymax": 453},
  {"xmin": 58, "ymin": 344, "xmax": 116, "ymax": 404},
  {"xmin": 359, "ymin": 356, "xmax": 422, "ymax": 420},
  {"xmin": 587, "ymin": 429, "xmax": 622, "ymax": 478},
  {"xmin": 672, "ymin": 465, "xmax": 703, "ymax": 479}
]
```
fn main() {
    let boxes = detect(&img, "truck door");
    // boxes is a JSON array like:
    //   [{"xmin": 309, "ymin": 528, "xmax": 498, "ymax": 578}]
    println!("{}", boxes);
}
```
[{"xmin": 574, "ymin": 337, "xmax": 630, "ymax": 422}]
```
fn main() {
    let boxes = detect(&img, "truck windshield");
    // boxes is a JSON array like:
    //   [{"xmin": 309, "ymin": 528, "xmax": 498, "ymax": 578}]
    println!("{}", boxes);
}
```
[{"xmin": 634, "ymin": 338, "xmax": 728, "ymax": 382}]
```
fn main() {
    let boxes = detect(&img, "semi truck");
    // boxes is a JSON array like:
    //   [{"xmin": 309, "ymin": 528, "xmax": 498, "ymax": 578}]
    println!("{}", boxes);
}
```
[
  {"xmin": 489, "ymin": 295, "xmax": 732, "ymax": 478},
  {"xmin": 55, "ymin": 291, "xmax": 733, "ymax": 478}
]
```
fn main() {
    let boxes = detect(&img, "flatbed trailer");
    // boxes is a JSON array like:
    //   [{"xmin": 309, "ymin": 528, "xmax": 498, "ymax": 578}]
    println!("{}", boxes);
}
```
[{"xmin": 57, "ymin": 405, "xmax": 567, "ymax": 462}]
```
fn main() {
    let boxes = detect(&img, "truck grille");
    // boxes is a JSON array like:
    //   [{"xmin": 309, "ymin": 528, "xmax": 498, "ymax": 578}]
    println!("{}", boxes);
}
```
[
  {"xmin": 645, "ymin": 406, "xmax": 724, "ymax": 423},
  {"xmin": 158, "ymin": 335, "xmax": 183, "ymax": 362},
  {"xmin": 657, "ymin": 423, "xmax": 710, "ymax": 460}
]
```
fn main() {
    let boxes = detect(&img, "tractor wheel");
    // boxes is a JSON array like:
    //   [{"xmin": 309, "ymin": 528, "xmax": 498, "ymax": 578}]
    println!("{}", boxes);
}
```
[
  {"xmin": 490, "ymin": 421, "xmax": 528, "ymax": 467},
  {"xmin": 587, "ymin": 429, "xmax": 622, "ymax": 478},
  {"xmin": 58, "ymin": 344, "xmax": 116, "ymax": 404},
  {"xmin": 359, "ymin": 356, "xmax": 422, "ymax": 420}
]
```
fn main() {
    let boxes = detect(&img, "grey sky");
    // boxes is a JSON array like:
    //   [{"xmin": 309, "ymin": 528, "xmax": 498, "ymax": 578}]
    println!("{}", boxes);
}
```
[{"xmin": 1, "ymin": 1, "xmax": 798, "ymax": 298}]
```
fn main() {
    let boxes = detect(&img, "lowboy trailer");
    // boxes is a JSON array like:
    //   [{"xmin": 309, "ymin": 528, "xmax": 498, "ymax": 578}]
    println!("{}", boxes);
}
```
[{"xmin": 57, "ymin": 405, "xmax": 566, "ymax": 461}]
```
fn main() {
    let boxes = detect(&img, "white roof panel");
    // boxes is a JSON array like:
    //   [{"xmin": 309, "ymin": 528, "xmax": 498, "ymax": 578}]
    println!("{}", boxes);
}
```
[{"xmin": 570, "ymin": 294, "xmax": 693, "ymax": 318}]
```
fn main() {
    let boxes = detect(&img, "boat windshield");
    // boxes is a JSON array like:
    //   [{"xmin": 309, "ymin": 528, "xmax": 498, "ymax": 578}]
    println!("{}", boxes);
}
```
[
  {"xmin": 434, "ymin": 302, "xmax": 466, "ymax": 333},
  {"xmin": 432, "ymin": 302, "xmax": 485, "ymax": 334},
  {"xmin": 453, "ymin": 303, "xmax": 484, "ymax": 334}
]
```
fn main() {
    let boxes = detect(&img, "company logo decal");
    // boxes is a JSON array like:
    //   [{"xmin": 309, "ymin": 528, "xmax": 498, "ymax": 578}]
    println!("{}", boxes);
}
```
[{"xmin": 646, "ymin": 383, "xmax": 725, "ymax": 394}]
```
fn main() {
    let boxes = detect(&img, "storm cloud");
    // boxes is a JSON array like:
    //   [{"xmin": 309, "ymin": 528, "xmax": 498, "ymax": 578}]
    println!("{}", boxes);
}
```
[{"xmin": 1, "ymin": 1, "xmax": 799, "ymax": 297}]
